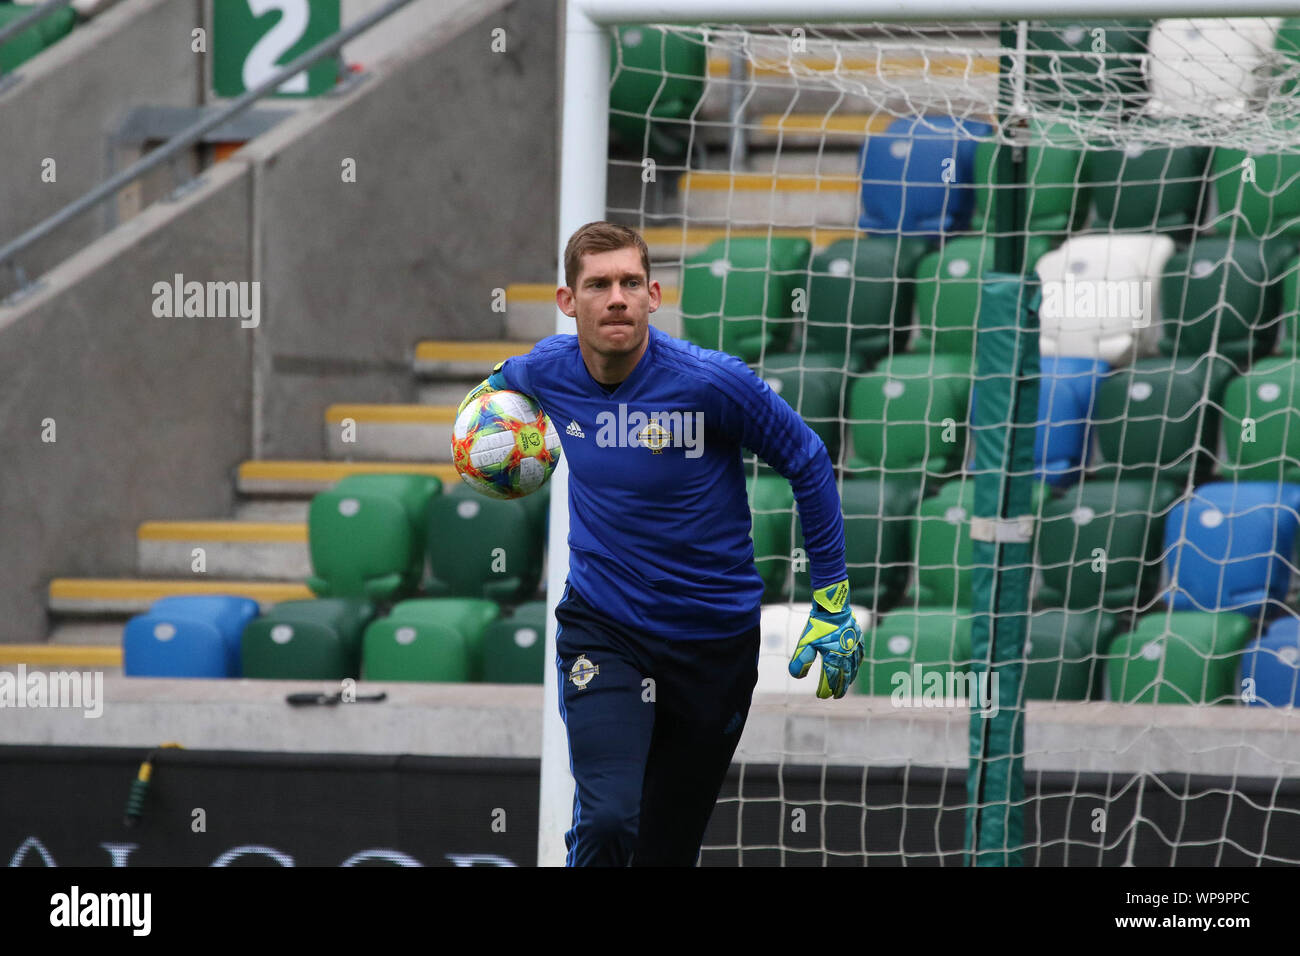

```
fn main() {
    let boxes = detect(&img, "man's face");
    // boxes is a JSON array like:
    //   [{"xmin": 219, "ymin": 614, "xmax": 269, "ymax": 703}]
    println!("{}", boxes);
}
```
[{"xmin": 558, "ymin": 247, "xmax": 660, "ymax": 359}]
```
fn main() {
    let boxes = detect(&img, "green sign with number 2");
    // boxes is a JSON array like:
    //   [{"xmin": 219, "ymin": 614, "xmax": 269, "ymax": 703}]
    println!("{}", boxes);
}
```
[{"xmin": 213, "ymin": 0, "xmax": 341, "ymax": 98}]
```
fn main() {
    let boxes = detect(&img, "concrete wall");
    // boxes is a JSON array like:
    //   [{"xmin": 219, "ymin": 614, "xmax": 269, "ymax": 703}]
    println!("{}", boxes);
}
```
[
  {"xmin": 244, "ymin": 0, "xmax": 557, "ymax": 457},
  {"xmin": 0, "ymin": 159, "xmax": 254, "ymax": 642},
  {"xmin": 0, "ymin": 0, "xmax": 204, "ymax": 296}
]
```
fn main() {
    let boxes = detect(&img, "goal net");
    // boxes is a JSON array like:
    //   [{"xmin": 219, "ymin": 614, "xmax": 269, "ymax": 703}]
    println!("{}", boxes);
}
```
[{"xmin": 547, "ymin": 12, "xmax": 1300, "ymax": 866}]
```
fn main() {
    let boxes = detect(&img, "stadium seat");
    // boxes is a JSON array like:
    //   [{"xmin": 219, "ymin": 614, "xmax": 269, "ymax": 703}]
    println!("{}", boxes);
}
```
[
  {"xmin": 307, "ymin": 473, "xmax": 440, "ymax": 602},
  {"xmin": 1034, "ymin": 356, "xmax": 1110, "ymax": 487},
  {"xmin": 1023, "ymin": 19, "xmax": 1150, "ymax": 115},
  {"xmin": 426, "ymin": 484, "xmax": 543, "ymax": 602},
  {"xmin": 1093, "ymin": 355, "xmax": 1234, "ymax": 483},
  {"xmin": 802, "ymin": 236, "xmax": 930, "ymax": 369},
  {"xmin": 1163, "ymin": 482, "xmax": 1300, "ymax": 617},
  {"xmin": 857, "ymin": 114, "xmax": 994, "ymax": 237},
  {"xmin": 123, "ymin": 595, "xmax": 259, "ymax": 678},
  {"xmin": 0, "ymin": 3, "xmax": 75, "ymax": 72},
  {"xmin": 362, "ymin": 598, "xmax": 498, "ymax": 682},
  {"xmin": 680, "ymin": 238, "xmax": 813, "ymax": 363},
  {"xmin": 846, "ymin": 353, "xmax": 972, "ymax": 486},
  {"xmin": 748, "ymin": 473, "xmax": 797, "ymax": 602},
  {"xmin": 481, "ymin": 600, "xmax": 548, "ymax": 684},
  {"xmin": 1106, "ymin": 610, "xmax": 1254, "ymax": 704},
  {"xmin": 1279, "ymin": 256, "xmax": 1300, "ymax": 354},
  {"xmin": 971, "ymin": 121, "xmax": 1090, "ymax": 237},
  {"xmin": 1144, "ymin": 18, "xmax": 1281, "ymax": 118},
  {"xmin": 756, "ymin": 602, "xmax": 874, "ymax": 694},
  {"xmin": 1211, "ymin": 122, "xmax": 1300, "ymax": 240},
  {"xmin": 909, "ymin": 477, "xmax": 1049, "ymax": 609},
  {"xmin": 912, "ymin": 236, "xmax": 1053, "ymax": 357},
  {"xmin": 608, "ymin": 25, "xmax": 706, "ymax": 160},
  {"xmin": 751, "ymin": 360, "xmax": 846, "ymax": 466},
  {"xmin": 1035, "ymin": 233, "xmax": 1176, "ymax": 365},
  {"xmin": 1220, "ymin": 357, "xmax": 1300, "ymax": 484},
  {"xmin": 1239, "ymin": 616, "xmax": 1300, "ymax": 707},
  {"xmin": 1158, "ymin": 237, "xmax": 1294, "ymax": 369},
  {"xmin": 1275, "ymin": 18, "xmax": 1300, "ymax": 94},
  {"xmin": 1083, "ymin": 144, "xmax": 1212, "ymax": 233},
  {"xmin": 241, "ymin": 598, "xmax": 376, "ymax": 680},
  {"xmin": 1035, "ymin": 479, "xmax": 1181, "ymax": 611},
  {"xmin": 1022, "ymin": 609, "xmax": 1120, "ymax": 701},
  {"xmin": 792, "ymin": 474, "xmax": 920, "ymax": 606},
  {"xmin": 859, "ymin": 607, "xmax": 973, "ymax": 699}
]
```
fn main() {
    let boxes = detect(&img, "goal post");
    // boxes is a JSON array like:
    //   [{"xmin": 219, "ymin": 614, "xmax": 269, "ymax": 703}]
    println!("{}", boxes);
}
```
[{"xmin": 543, "ymin": 0, "xmax": 1300, "ymax": 868}]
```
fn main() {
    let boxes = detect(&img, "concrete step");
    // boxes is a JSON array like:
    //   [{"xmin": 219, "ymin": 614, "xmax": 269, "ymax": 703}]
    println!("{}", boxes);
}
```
[
  {"xmin": 324, "ymin": 403, "xmax": 456, "ymax": 462},
  {"xmin": 236, "ymin": 460, "xmax": 458, "ymax": 496},
  {"xmin": 47, "ymin": 622, "xmax": 125, "ymax": 646},
  {"xmin": 676, "ymin": 169, "xmax": 860, "ymax": 228},
  {"xmin": 412, "ymin": 340, "xmax": 536, "ymax": 380},
  {"xmin": 0, "ymin": 643, "xmax": 123, "ymax": 679},
  {"xmin": 49, "ymin": 578, "xmax": 313, "ymax": 617},
  {"xmin": 137, "ymin": 520, "xmax": 311, "ymax": 580},
  {"xmin": 505, "ymin": 282, "xmax": 682, "ymax": 341}
]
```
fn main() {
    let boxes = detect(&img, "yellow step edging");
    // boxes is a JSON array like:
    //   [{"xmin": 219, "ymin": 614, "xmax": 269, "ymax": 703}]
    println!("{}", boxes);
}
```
[
  {"xmin": 0, "ymin": 645, "xmax": 122, "ymax": 666},
  {"xmin": 137, "ymin": 521, "xmax": 308, "ymax": 543},
  {"xmin": 49, "ymin": 579, "xmax": 314, "ymax": 603},
  {"xmin": 414, "ymin": 341, "xmax": 535, "ymax": 363},
  {"xmin": 639, "ymin": 226, "xmax": 859, "ymax": 249},
  {"xmin": 679, "ymin": 171, "xmax": 859, "ymax": 192},
  {"xmin": 758, "ymin": 113, "xmax": 896, "ymax": 134},
  {"xmin": 324, "ymin": 404, "xmax": 457, "ymax": 425}
]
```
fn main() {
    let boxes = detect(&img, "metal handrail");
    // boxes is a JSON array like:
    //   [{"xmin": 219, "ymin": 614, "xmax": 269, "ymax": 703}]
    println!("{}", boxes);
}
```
[
  {"xmin": 0, "ymin": 0, "xmax": 74, "ymax": 50},
  {"xmin": 0, "ymin": 0, "xmax": 418, "ymax": 272}
]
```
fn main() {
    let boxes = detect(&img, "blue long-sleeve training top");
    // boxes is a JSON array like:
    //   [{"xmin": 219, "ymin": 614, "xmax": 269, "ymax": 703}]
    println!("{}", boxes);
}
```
[{"xmin": 488, "ymin": 325, "xmax": 847, "ymax": 640}]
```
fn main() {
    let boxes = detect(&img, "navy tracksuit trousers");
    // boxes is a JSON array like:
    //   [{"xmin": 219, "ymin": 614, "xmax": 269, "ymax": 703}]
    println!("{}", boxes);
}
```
[{"xmin": 554, "ymin": 582, "xmax": 761, "ymax": 867}]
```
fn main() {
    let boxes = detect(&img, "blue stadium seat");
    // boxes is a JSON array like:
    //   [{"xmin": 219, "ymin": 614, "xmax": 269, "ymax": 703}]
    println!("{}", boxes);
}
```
[
  {"xmin": 971, "ymin": 356, "xmax": 1109, "ymax": 488},
  {"xmin": 123, "ymin": 595, "xmax": 259, "ymax": 678},
  {"xmin": 1035, "ymin": 356, "xmax": 1110, "ymax": 487},
  {"xmin": 1163, "ymin": 482, "xmax": 1300, "ymax": 617},
  {"xmin": 1240, "ymin": 616, "xmax": 1300, "ymax": 708},
  {"xmin": 857, "ymin": 115, "xmax": 993, "ymax": 237}
]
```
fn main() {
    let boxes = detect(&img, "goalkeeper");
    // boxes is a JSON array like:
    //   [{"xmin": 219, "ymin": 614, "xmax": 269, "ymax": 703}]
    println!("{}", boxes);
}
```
[{"xmin": 460, "ymin": 221, "xmax": 861, "ymax": 867}]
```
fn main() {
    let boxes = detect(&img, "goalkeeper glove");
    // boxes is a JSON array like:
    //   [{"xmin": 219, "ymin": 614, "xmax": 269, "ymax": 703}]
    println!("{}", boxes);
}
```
[{"xmin": 788, "ymin": 579, "xmax": 863, "ymax": 700}]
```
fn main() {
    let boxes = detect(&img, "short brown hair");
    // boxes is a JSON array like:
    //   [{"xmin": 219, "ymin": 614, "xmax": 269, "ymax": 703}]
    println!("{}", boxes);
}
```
[{"xmin": 563, "ymin": 221, "xmax": 651, "ymax": 289}]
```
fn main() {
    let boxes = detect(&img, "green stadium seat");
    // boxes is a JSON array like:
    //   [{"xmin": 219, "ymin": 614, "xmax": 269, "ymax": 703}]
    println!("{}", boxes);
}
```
[
  {"xmin": 971, "ymin": 122, "xmax": 1090, "ymax": 237},
  {"xmin": 1084, "ymin": 145, "xmax": 1212, "ymax": 233},
  {"xmin": 913, "ymin": 236, "xmax": 1052, "ymax": 357},
  {"xmin": 1276, "ymin": 18, "xmax": 1300, "ymax": 94},
  {"xmin": 1279, "ymin": 255, "xmax": 1300, "ymax": 354},
  {"xmin": 748, "ymin": 473, "xmax": 797, "ymax": 602},
  {"xmin": 1158, "ymin": 237, "xmax": 1294, "ymax": 369},
  {"xmin": 1035, "ymin": 479, "xmax": 1181, "ymax": 611},
  {"xmin": 792, "ymin": 474, "xmax": 920, "ymax": 606},
  {"xmin": 362, "ymin": 599, "xmax": 486, "ymax": 682},
  {"xmin": 241, "ymin": 598, "xmax": 375, "ymax": 680},
  {"xmin": 1022, "ymin": 609, "xmax": 1120, "ymax": 701},
  {"xmin": 802, "ymin": 236, "xmax": 930, "ymax": 370},
  {"xmin": 481, "ymin": 600, "xmax": 548, "ymax": 684},
  {"xmin": 908, "ymin": 477, "xmax": 1049, "ymax": 609},
  {"xmin": 1221, "ymin": 357, "xmax": 1300, "ymax": 484},
  {"xmin": 1211, "ymin": 127, "xmax": 1300, "ymax": 240},
  {"xmin": 426, "ymin": 484, "xmax": 543, "ymax": 602},
  {"xmin": 681, "ymin": 237, "xmax": 813, "ymax": 363},
  {"xmin": 859, "ymin": 607, "xmax": 972, "ymax": 699},
  {"xmin": 751, "ymin": 360, "xmax": 846, "ymax": 466},
  {"xmin": 0, "ymin": 4, "xmax": 75, "ymax": 73},
  {"xmin": 847, "ymin": 353, "xmax": 973, "ymax": 486},
  {"xmin": 609, "ymin": 25, "xmax": 706, "ymax": 160},
  {"xmin": 1106, "ymin": 611, "xmax": 1255, "ymax": 705},
  {"xmin": 1023, "ymin": 20, "xmax": 1150, "ymax": 116},
  {"xmin": 307, "ymin": 473, "xmax": 440, "ymax": 602},
  {"xmin": 1093, "ymin": 356, "xmax": 1234, "ymax": 483}
]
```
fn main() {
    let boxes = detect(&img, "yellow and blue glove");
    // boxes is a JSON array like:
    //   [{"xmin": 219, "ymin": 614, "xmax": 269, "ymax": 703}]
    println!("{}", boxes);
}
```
[{"xmin": 788, "ymin": 580, "xmax": 863, "ymax": 699}]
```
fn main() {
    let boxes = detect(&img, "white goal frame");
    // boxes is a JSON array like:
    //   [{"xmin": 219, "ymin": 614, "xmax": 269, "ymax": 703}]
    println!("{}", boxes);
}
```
[{"xmin": 539, "ymin": 0, "xmax": 1300, "ymax": 868}]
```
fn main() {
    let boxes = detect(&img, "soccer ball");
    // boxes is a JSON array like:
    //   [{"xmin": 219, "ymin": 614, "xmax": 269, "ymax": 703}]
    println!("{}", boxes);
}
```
[{"xmin": 451, "ymin": 390, "xmax": 561, "ymax": 499}]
